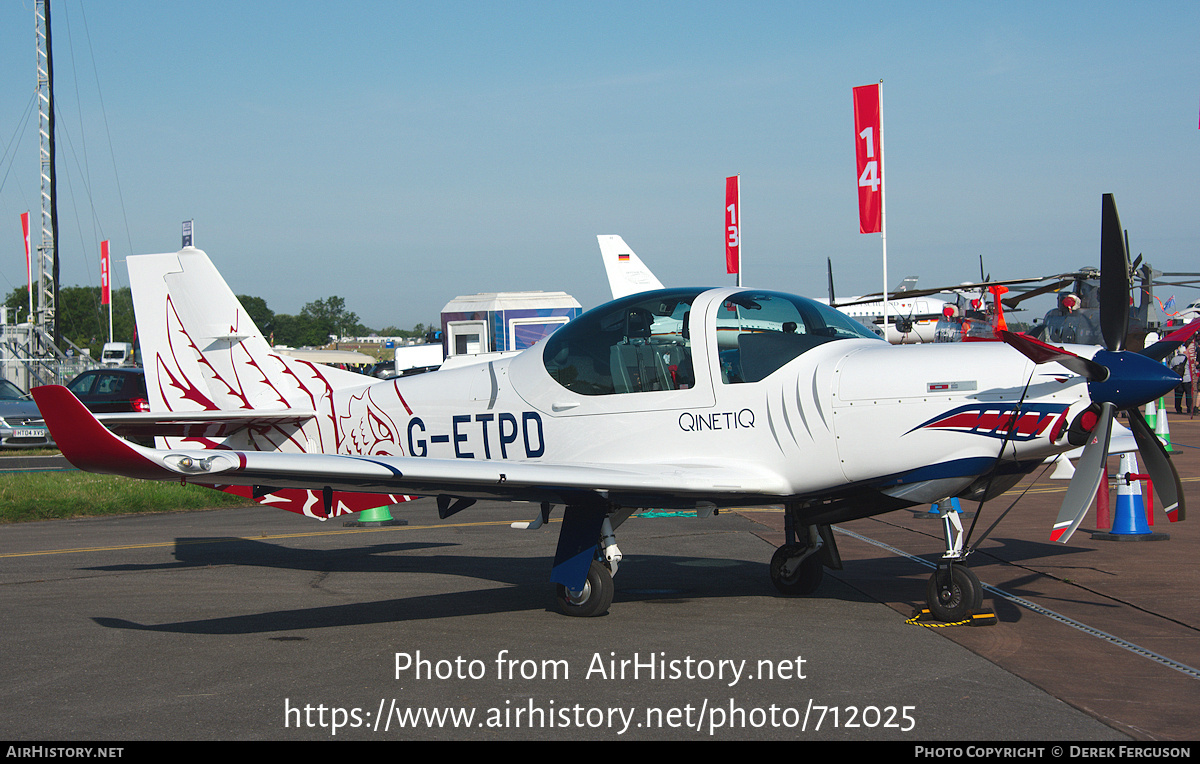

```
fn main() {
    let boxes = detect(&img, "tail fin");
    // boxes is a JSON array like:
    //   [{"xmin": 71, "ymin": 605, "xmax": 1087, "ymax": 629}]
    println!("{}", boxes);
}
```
[
  {"xmin": 597, "ymin": 235, "xmax": 664, "ymax": 299},
  {"xmin": 128, "ymin": 247, "xmax": 366, "ymax": 452}
]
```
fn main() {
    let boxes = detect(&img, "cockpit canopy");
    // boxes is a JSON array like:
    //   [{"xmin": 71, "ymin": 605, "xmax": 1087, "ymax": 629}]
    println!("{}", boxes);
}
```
[{"xmin": 543, "ymin": 288, "xmax": 880, "ymax": 395}]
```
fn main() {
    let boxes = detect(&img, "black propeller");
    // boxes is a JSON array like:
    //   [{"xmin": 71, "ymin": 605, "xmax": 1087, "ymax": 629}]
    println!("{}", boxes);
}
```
[
  {"xmin": 1099, "ymin": 194, "xmax": 1130, "ymax": 352},
  {"xmin": 1001, "ymin": 194, "xmax": 1190, "ymax": 542}
]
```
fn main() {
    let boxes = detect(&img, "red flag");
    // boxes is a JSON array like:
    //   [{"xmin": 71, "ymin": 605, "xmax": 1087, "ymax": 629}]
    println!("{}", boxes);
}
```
[
  {"xmin": 100, "ymin": 240, "xmax": 111, "ymax": 305},
  {"xmin": 725, "ymin": 175, "xmax": 740, "ymax": 274},
  {"xmin": 21, "ymin": 211, "xmax": 31, "ymax": 293},
  {"xmin": 853, "ymin": 84, "xmax": 883, "ymax": 234}
]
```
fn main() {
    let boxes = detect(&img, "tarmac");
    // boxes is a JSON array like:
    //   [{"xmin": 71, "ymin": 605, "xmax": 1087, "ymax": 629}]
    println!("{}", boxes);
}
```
[
  {"xmin": 749, "ymin": 410, "xmax": 1200, "ymax": 742},
  {"xmin": 0, "ymin": 414, "xmax": 1197, "ymax": 742}
]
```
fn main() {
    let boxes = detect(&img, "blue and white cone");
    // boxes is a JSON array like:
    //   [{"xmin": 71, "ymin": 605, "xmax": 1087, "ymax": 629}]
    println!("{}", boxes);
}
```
[{"xmin": 1110, "ymin": 452, "xmax": 1149, "ymax": 535}]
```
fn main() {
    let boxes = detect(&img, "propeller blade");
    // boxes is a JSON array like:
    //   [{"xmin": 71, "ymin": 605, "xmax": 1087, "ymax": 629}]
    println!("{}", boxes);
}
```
[
  {"xmin": 1125, "ymin": 408, "xmax": 1184, "ymax": 522},
  {"xmin": 1100, "ymin": 194, "xmax": 1130, "ymax": 352},
  {"xmin": 1000, "ymin": 278, "xmax": 1076, "ymax": 309},
  {"xmin": 998, "ymin": 330, "xmax": 1109, "ymax": 381},
  {"xmin": 1052, "ymin": 402, "xmax": 1115, "ymax": 543}
]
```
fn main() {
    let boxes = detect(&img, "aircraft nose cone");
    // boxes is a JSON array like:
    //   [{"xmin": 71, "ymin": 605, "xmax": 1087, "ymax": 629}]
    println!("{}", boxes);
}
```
[{"xmin": 1087, "ymin": 349, "xmax": 1182, "ymax": 409}]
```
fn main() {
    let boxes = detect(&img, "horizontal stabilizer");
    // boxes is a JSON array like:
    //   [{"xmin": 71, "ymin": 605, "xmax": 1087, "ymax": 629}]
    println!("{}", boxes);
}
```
[{"xmin": 96, "ymin": 409, "xmax": 316, "ymax": 439}]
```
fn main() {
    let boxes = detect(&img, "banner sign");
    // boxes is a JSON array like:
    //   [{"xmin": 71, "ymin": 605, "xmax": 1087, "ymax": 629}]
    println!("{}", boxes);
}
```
[
  {"xmin": 20, "ymin": 211, "xmax": 31, "ymax": 293},
  {"xmin": 853, "ymin": 84, "xmax": 883, "ymax": 234},
  {"xmin": 101, "ymin": 240, "xmax": 111, "ymax": 305},
  {"xmin": 725, "ymin": 175, "xmax": 740, "ymax": 274}
]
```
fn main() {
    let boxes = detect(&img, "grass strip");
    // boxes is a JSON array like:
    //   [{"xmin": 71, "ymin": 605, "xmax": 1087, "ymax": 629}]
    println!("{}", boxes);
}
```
[{"xmin": 0, "ymin": 471, "xmax": 255, "ymax": 523}]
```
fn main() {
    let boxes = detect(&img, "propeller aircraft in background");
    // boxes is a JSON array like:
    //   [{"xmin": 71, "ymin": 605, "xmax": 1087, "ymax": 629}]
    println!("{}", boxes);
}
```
[{"xmin": 34, "ymin": 195, "xmax": 1198, "ymax": 620}]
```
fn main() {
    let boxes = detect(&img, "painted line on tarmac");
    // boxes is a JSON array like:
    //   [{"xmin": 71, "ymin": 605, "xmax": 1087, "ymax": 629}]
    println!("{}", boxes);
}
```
[
  {"xmin": 0, "ymin": 518, "xmax": 522, "ymax": 559},
  {"xmin": 832, "ymin": 525, "xmax": 1200, "ymax": 682},
  {"xmin": 0, "ymin": 507, "xmax": 705, "ymax": 560}
]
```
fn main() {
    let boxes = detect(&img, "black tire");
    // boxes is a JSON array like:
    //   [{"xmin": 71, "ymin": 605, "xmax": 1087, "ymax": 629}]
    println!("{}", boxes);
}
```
[
  {"xmin": 769, "ymin": 544, "xmax": 824, "ymax": 595},
  {"xmin": 926, "ymin": 565, "xmax": 983, "ymax": 622},
  {"xmin": 555, "ymin": 560, "xmax": 614, "ymax": 617}
]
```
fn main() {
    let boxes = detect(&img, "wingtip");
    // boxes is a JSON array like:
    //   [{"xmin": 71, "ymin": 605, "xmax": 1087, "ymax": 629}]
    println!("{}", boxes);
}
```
[{"xmin": 31, "ymin": 385, "xmax": 167, "ymax": 479}]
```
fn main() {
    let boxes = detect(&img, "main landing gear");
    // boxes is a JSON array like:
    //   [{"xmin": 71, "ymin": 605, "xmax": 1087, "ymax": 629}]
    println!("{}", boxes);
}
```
[
  {"xmin": 769, "ymin": 506, "xmax": 839, "ymax": 596},
  {"xmin": 769, "ymin": 539, "xmax": 825, "ymax": 595},
  {"xmin": 556, "ymin": 559, "xmax": 614, "ymax": 617},
  {"xmin": 527, "ymin": 503, "xmax": 627, "ymax": 617}
]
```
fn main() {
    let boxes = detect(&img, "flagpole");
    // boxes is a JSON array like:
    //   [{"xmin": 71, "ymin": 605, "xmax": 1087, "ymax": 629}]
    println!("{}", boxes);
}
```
[{"xmin": 879, "ymin": 80, "xmax": 888, "ymax": 341}]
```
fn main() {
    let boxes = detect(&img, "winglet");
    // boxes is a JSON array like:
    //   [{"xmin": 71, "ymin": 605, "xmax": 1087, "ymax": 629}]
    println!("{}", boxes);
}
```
[{"xmin": 31, "ymin": 385, "xmax": 171, "ymax": 479}]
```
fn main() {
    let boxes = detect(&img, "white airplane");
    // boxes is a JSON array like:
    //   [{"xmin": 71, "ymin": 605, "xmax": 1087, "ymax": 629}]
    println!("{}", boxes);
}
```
[
  {"xmin": 825, "ymin": 268, "xmax": 1079, "ymax": 345},
  {"xmin": 818, "ymin": 287, "xmax": 949, "ymax": 343},
  {"xmin": 34, "ymin": 195, "xmax": 1195, "ymax": 621}
]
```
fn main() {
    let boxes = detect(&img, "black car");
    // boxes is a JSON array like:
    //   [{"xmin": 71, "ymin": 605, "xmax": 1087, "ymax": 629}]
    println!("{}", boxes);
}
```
[{"xmin": 65, "ymin": 368, "xmax": 150, "ymax": 414}]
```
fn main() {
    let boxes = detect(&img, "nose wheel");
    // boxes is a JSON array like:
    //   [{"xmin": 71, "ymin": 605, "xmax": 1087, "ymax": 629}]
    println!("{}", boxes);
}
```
[{"xmin": 926, "ymin": 564, "xmax": 983, "ymax": 622}]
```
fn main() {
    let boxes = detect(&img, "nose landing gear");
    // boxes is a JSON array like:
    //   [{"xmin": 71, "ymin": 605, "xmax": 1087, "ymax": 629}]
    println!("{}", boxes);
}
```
[
  {"xmin": 927, "ymin": 563, "xmax": 983, "ymax": 623},
  {"xmin": 924, "ymin": 498, "xmax": 985, "ymax": 623}
]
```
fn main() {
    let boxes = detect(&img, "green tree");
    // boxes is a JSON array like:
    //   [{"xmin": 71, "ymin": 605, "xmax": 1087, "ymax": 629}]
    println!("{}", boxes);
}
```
[
  {"xmin": 236, "ymin": 295, "xmax": 275, "ymax": 337},
  {"xmin": 5, "ymin": 285, "xmax": 136, "ymax": 359},
  {"xmin": 300, "ymin": 296, "xmax": 363, "ymax": 340},
  {"xmin": 271, "ymin": 312, "xmax": 321, "ymax": 347}
]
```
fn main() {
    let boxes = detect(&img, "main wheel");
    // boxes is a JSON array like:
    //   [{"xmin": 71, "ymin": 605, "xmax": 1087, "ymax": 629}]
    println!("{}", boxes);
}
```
[
  {"xmin": 556, "ymin": 560, "xmax": 614, "ymax": 617},
  {"xmin": 769, "ymin": 544, "xmax": 824, "ymax": 595},
  {"xmin": 926, "ymin": 565, "xmax": 983, "ymax": 622}
]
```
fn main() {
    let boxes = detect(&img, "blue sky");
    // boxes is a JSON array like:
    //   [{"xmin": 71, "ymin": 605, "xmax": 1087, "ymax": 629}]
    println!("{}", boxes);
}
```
[{"xmin": 1, "ymin": 1, "xmax": 1197, "ymax": 331}]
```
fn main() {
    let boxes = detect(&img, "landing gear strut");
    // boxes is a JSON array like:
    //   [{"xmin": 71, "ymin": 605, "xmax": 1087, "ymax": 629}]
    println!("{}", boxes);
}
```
[
  {"xmin": 925, "ymin": 498, "xmax": 984, "ymax": 622},
  {"xmin": 550, "ymin": 506, "xmax": 626, "ymax": 617}
]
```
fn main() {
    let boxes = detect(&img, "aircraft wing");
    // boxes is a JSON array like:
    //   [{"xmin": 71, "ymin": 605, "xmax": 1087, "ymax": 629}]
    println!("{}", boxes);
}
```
[
  {"xmin": 831, "ymin": 274, "xmax": 1076, "ymax": 309},
  {"xmin": 34, "ymin": 385, "xmax": 789, "ymax": 504}
]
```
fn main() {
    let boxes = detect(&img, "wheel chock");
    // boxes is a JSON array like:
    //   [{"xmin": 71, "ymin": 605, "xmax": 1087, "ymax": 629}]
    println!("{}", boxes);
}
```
[{"xmin": 906, "ymin": 608, "xmax": 997, "ymax": 628}]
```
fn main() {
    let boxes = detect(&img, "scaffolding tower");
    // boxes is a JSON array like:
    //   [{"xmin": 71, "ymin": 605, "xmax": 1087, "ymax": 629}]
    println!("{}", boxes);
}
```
[{"xmin": 35, "ymin": 0, "xmax": 60, "ymax": 351}]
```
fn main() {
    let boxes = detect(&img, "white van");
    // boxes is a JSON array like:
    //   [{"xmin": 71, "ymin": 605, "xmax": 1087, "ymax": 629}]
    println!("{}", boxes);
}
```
[{"xmin": 100, "ymin": 342, "xmax": 134, "ymax": 367}]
